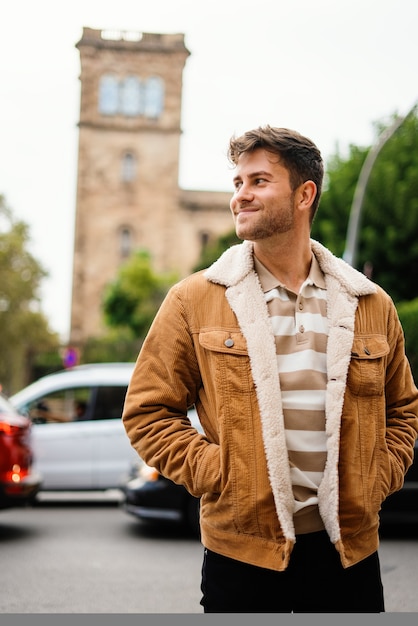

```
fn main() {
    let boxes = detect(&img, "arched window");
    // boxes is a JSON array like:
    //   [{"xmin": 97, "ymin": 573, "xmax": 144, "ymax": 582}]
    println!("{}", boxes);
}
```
[
  {"xmin": 119, "ymin": 227, "xmax": 133, "ymax": 258},
  {"xmin": 120, "ymin": 76, "xmax": 144, "ymax": 116},
  {"xmin": 121, "ymin": 152, "xmax": 137, "ymax": 182},
  {"xmin": 98, "ymin": 75, "xmax": 119, "ymax": 115},
  {"xmin": 144, "ymin": 76, "xmax": 164, "ymax": 119}
]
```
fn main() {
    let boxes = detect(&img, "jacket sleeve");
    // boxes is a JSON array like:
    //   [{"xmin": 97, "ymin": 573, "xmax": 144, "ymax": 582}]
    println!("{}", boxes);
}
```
[
  {"xmin": 384, "ymin": 299, "xmax": 418, "ymax": 495},
  {"xmin": 122, "ymin": 284, "xmax": 222, "ymax": 497}
]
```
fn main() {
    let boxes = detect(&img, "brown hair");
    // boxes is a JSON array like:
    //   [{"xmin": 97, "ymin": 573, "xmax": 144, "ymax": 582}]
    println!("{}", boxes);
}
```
[{"xmin": 228, "ymin": 125, "xmax": 324, "ymax": 221}]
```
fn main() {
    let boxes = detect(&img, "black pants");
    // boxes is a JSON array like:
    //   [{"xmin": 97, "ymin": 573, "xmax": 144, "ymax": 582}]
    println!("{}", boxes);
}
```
[{"xmin": 200, "ymin": 530, "xmax": 385, "ymax": 613}]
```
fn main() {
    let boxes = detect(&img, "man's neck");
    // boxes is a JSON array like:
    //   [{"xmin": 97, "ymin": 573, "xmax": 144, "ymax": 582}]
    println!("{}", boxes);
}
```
[{"xmin": 253, "ymin": 238, "xmax": 312, "ymax": 294}]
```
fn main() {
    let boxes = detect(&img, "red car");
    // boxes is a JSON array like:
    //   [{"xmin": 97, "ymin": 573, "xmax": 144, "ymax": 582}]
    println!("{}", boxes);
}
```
[{"xmin": 0, "ymin": 392, "xmax": 42, "ymax": 510}]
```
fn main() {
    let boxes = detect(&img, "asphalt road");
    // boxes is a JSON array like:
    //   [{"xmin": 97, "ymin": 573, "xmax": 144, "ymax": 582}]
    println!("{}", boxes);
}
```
[
  {"xmin": 0, "ymin": 496, "xmax": 203, "ymax": 614},
  {"xmin": 0, "ymin": 493, "xmax": 417, "ymax": 614}
]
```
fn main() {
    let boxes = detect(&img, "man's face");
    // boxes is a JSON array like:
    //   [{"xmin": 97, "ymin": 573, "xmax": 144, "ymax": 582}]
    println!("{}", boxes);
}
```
[{"xmin": 230, "ymin": 148, "xmax": 296, "ymax": 242}]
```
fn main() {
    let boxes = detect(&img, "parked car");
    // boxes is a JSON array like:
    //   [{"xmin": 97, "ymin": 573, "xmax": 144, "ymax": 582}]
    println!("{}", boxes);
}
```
[
  {"xmin": 9, "ymin": 363, "xmax": 141, "ymax": 492},
  {"xmin": 0, "ymin": 392, "xmax": 42, "ymax": 509},
  {"xmin": 122, "ymin": 408, "xmax": 202, "ymax": 536}
]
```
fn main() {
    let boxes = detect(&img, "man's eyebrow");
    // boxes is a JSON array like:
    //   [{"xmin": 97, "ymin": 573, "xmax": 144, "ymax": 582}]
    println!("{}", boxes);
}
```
[
  {"xmin": 251, "ymin": 170, "xmax": 272, "ymax": 178},
  {"xmin": 233, "ymin": 170, "xmax": 273, "ymax": 182}
]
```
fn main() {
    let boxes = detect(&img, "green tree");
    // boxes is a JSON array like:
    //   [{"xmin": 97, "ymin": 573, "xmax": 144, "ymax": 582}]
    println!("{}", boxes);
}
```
[
  {"xmin": 0, "ymin": 196, "xmax": 60, "ymax": 394},
  {"xmin": 311, "ymin": 145, "xmax": 367, "ymax": 257},
  {"xmin": 193, "ymin": 230, "xmax": 241, "ymax": 271},
  {"xmin": 312, "ymin": 109, "xmax": 418, "ymax": 303},
  {"xmin": 396, "ymin": 298, "xmax": 418, "ymax": 383},
  {"xmin": 81, "ymin": 328, "xmax": 142, "ymax": 364},
  {"xmin": 102, "ymin": 249, "xmax": 178, "ymax": 338}
]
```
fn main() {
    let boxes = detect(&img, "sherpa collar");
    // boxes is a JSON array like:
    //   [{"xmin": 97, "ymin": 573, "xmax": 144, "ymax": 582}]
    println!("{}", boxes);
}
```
[{"xmin": 204, "ymin": 239, "xmax": 377, "ymax": 298}]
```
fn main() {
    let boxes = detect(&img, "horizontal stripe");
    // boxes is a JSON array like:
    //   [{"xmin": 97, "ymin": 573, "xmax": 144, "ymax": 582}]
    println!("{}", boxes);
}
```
[
  {"xmin": 279, "ymin": 370, "xmax": 327, "ymax": 391},
  {"xmin": 277, "ymin": 350, "xmax": 327, "ymax": 373},
  {"xmin": 286, "ymin": 429, "xmax": 327, "ymax": 452},
  {"xmin": 294, "ymin": 496, "xmax": 319, "ymax": 513},
  {"xmin": 294, "ymin": 312, "xmax": 329, "ymax": 334},
  {"xmin": 299, "ymin": 284, "xmax": 327, "ymax": 300},
  {"xmin": 289, "ymin": 450, "xmax": 327, "ymax": 473},
  {"xmin": 270, "ymin": 314, "xmax": 297, "ymax": 335},
  {"xmin": 269, "ymin": 296, "xmax": 327, "ymax": 317},
  {"xmin": 290, "ymin": 468, "xmax": 324, "ymax": 489},
  {"xmin": 281, "ymin": 389, "xmax": 326, "ymax": 411},
  {"xmin": 271, "ymin": 315, "xmax": 328, "ymax": 337},
  {"xmin": 265, "ymin": 287, "xmax": 291, "ymax": 303},
  {"xmin": 289, "ymin": 450, "xmax": 327, "ymax": 470},
  {"xmin": 265, "ymin": 284, "xmax": 327, "ymax": 301},
  {"xmin": 274, "ymin": 332, "xmax": 328, "ymax": 354},
  {"xmin": 284, "ymin": 409, "xmax": 326, "ymax": 430}
]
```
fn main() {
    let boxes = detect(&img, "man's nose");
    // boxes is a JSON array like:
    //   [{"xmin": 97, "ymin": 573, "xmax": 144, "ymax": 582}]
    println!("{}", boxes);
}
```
[{"xmin": 234, "ymin": 182, "xmax": 253, "ymax": 203}]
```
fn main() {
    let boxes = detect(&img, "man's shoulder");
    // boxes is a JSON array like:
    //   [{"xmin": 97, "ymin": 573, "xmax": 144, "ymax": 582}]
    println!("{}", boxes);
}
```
[
  {"xmin": 171, "ymin": 268, "xmax": 225, "ymax": 297},
  {"xmin": 359, "ymin": 281, "xmax": 395, "ymax": 308}
]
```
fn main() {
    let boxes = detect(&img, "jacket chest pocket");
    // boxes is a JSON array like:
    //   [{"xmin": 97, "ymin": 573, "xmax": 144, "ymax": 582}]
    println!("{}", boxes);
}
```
[
  {"xmin": 199, "ymin": 329, "xmax": 255, "ymax": 395},
  {"xmin": 346, "ymin": 335, "xmax": 389, "ymax": 396}
]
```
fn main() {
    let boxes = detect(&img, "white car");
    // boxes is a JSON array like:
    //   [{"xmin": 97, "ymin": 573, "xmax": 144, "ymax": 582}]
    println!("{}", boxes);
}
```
[{"xmin": 9, "ymin": 363, "xmax": 140, "ymax": 491}]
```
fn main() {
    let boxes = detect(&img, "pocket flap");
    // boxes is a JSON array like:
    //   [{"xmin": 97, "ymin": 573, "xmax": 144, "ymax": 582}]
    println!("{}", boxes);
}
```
[
  {"xmin": 351, "ymin": 335, "xmax": 389, "ymax": 359},
  {"xmin": 199, "ymin": 329, "xmax": 248, "ymax": 355}
]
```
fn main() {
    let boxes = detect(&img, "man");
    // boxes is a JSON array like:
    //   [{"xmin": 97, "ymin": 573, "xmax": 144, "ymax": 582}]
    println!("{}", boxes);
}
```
[{"xmin": 122, "ymin": 126, "xmax": 418, "ymax": 613}]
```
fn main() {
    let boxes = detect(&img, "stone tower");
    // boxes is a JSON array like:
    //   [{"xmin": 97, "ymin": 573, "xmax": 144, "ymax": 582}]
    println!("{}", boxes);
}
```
[{"xmin": 70, "ymin": 28, "xmax": 232, "ymax": 345}]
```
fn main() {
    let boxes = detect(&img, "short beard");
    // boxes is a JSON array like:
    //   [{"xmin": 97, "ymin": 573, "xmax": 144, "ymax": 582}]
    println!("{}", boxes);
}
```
[{"xmin": 236, "ymin": 200, "xmax": 295, "ymax": 241}]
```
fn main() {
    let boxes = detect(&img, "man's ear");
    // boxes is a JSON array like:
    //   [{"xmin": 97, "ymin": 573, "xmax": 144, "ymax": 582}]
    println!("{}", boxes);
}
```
[{"xmin": 298, "ymin": 180, "xmax": 317, "ymax": 210}]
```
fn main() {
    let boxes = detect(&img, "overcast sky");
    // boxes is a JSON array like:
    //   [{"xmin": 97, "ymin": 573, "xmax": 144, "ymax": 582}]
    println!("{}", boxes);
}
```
[{"xmin": 1, "ymin": 0, "xmax": 417, "ymax": 342}]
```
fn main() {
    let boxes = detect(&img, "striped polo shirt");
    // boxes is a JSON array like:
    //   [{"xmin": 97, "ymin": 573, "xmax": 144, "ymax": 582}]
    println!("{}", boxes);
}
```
[{"xmin": 254, "ymin": 253, "xmax": 328, "ymax": 534}]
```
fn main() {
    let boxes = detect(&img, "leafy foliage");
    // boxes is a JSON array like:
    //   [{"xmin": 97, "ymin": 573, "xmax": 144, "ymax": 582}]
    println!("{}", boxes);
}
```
[
  {"xmin": 312, "ymin": 110, "xmax": 418, "ymax": 302},
  {"xmin": 311, "ymin": 145, "xmax": 367, "ymax": 257},
  {"xmin": 0, "ymin": 197, "xmax": 60, "ymax": 394},
  {"xmin": 193, "ymin": 230, "xmax": 241, "ymax": 271},
  {"xmin": 81, "ymin": 327, "xmax": 143, "ymax": 364},
  {"xmin": 396, "ymin": 298, "xmax": 418, "ymax": 384},
  {"xmin": 102, "ymin": 249, "xmax": 178, "ymax": 338}
]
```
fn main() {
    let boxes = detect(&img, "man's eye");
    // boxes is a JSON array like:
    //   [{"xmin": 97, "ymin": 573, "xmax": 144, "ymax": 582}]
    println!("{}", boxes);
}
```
[{"xmin": 255, "ymin": 178, "xmax": 266, "ymax": 184}]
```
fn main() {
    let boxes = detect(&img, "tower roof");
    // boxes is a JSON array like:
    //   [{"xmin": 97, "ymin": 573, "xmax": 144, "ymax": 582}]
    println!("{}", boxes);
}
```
[{"xmin": 76, "ymin": 27, "xmax": 190, "ymax": 56}]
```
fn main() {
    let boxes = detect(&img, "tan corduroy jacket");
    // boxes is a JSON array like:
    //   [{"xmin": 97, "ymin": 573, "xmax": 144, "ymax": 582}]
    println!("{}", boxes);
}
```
[{"xmin": 122, "ymin": 240, "xmax": 418, "ymax": 571}]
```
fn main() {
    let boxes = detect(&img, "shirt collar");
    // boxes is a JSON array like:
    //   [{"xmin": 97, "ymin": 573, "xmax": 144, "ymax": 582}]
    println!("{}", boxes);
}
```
[{"xmin": 254, "ymin": 252, "xmax": 326, "ymax": 293}]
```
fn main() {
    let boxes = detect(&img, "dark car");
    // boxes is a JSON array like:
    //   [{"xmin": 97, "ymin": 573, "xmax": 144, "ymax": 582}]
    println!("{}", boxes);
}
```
[
  {"xmin": 0, "ymin": 393, "xmax": 42, "ymax": 510},
  {"xmin": 123, "ymin": 465, "xmax": 200, "ymax": 536}
]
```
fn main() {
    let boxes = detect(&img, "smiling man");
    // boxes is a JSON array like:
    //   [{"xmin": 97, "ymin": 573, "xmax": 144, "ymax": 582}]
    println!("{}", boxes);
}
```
[{"xmin": 122, "ymin": 125, "xmax": 418, "ymax": 613}]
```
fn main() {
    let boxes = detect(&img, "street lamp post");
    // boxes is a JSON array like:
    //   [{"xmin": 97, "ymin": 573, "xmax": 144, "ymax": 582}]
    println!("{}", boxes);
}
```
[{"xmin": 343, "ymin": 103, "xmax": 417, "ymax": 267}]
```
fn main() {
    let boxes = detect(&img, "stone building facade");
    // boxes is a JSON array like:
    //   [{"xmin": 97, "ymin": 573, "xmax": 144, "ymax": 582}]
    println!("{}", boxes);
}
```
[{"xmin": 70, "ymin": 27, "xmax": 233, "ymax": 345}]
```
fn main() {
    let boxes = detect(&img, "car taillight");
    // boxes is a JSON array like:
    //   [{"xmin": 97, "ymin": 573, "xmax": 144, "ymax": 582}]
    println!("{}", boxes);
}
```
[
  {"xmin": 2, "ymin": 465, "xmax": 31, "ymax": 495},
  {"xmin": 4, "ymin": 464, "xmax": 29, "ymax": 484},
  {"xmin": 0, "ymin": 421, "xmax": 22, "ymax": 436}
]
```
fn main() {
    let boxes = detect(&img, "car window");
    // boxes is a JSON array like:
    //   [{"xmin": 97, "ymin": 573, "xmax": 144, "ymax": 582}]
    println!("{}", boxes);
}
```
[
  {"xmin": 24, "ymin": 387, "xmax": 93, "ymax": 424},
  {"xmin": 92, "ymin": 386, "xmax": 128, "ymax": 420}
]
